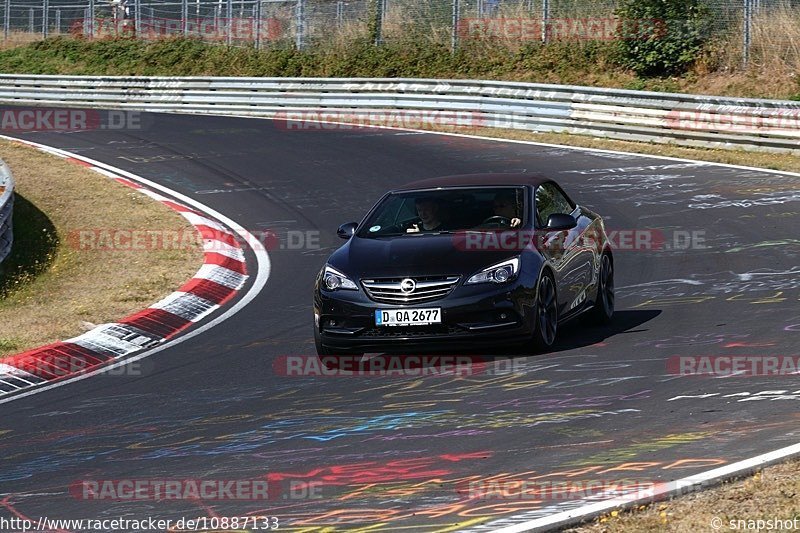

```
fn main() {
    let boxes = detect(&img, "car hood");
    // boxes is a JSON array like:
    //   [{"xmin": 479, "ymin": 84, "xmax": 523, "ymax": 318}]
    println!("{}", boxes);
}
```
[{"xmin": 329, "ymin": 234, "xmax": 521, "ymax": 279}]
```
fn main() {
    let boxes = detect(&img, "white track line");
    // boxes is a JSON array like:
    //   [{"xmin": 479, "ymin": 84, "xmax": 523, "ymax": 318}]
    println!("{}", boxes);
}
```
[
  {"xmin": 0, "ymin": 135, "xmax": 271, "ymax": 405},
  {"xmin": 486, "ymin": 441, "xmax": 800, "ymax": 532}
]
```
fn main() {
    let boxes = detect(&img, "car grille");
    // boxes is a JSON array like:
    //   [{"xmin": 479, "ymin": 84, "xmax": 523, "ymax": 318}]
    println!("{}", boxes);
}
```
[
  {"xmin": 360, "ymin": 324, "xmax": 464, "ymax": 337},
  {"xmin": 361, "ymin": 276, "xmax": 460, "ymax": 304}
]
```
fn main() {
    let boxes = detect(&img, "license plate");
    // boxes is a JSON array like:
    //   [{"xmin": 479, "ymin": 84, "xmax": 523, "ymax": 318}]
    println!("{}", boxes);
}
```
[{"xmin": 375, "ymin": 308, "xmax": 441, "ymax": 326}]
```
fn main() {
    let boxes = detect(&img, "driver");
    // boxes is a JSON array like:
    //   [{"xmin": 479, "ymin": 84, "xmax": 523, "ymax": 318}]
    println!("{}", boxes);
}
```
[
  {"xmin": 492, "ymin": 191, "xmax": 522, "ymax": 228},
  {"xmin": 407, "ymin": 197, "xmax": 446, "ymax": 232}
]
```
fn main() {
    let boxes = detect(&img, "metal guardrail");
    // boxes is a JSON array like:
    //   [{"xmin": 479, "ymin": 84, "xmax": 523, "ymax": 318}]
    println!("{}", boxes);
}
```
[
  {"xmin": 1, "ymin": 75, "xmax": 800, "ymax": 152},
  {"xmin": 0, "ymin": 158, "xmax": 14, "ymax": 266}
]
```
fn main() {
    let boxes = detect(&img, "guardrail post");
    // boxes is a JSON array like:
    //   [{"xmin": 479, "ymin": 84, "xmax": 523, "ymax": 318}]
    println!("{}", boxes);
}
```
[
  {"xmin": 373, "ymin": 0, "xmax": 383, "ymax": 45},
  {"xmin": 88, "ymin": 0, "xmax": 94, "ymax": 37},
  {"xmin": 254, "ymin": 0, "xmax": 261, "ymax": 48},
  {"xmin": 181, "ymin": 0, "xmax": 188, "ymax": 36},
  {"xmin": 451, "ymin": 0, "xmax": 460, "ymax": 52},
  {"xmin": 42, "ymin": 0, "xmax": 48, "ymax": 38},
  {"xmin": 134, "ymin": 0, "xmax": 141, "ymax": 35},
  {"xmin": 295, "ymin": 0, "xmax": 305, "ymax": 49},
  {"xmin": 225, "ymin": 0, "xmax": 232, "ymax": 44},
  {"xmin": 541, "ymin": 0, "xmax": 549, "ymax": 43},
  {"xmin": 4, "ymin": 0, "xmax": 10, "ymax": 39},
  {"xmin": 742, "ymin": 0, "xmax": 751, "ymax": 69}
]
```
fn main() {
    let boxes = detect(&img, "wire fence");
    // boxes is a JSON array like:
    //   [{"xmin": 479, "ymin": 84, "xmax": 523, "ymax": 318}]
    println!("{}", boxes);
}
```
[{"xmin": 0, "ymin": 0, "xmax": 796, "ymax": 68}]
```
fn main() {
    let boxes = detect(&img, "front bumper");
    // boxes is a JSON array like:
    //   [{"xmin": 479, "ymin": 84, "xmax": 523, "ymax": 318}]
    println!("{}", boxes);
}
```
[{"xmin": 314, "ymin": 279, "xmax": 536, "ymax": 353}]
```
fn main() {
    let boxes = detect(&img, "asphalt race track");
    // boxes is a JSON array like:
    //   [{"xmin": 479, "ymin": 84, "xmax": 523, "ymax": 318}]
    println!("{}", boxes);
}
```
[{"xmin": 2, "ymin": 111, "xmax": 800, "ymax": 532}]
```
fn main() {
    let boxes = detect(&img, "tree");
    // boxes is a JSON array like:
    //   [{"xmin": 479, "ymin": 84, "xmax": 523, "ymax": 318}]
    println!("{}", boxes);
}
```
[{"xmin": 616, "ymin": 0, "xmax": 712, "ymax": 77}]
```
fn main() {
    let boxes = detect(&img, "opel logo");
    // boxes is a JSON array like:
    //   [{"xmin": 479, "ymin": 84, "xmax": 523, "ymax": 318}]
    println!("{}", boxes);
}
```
[{"xmin": 400, "ymin": 278, "xmax": 416, "ymax": 294}]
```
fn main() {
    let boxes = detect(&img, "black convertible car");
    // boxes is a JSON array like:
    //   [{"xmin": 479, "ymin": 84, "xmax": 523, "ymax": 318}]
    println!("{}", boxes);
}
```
[{"xmin": 313, "ymin": 173, "xmax": 614, "ymax": 354}]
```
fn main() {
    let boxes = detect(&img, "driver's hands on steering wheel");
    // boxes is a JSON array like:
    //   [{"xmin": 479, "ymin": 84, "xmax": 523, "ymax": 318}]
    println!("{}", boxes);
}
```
[
  {"xmin": 480, "ymin": 215, "xmax": 522, "ymax": 228},
  {"xmin": 406, "ymin": 218, "xmax": 423, "ymax": 233}
]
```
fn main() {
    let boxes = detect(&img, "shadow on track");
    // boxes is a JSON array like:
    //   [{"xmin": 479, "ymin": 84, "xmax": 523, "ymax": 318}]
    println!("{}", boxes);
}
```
[
  {"xmin": 546, "ymin": 309, "xmax": 662, "ymax": 353},
  {"xmin": 318, "ymin": 309, "xmax": 661, "ymax": 372}
]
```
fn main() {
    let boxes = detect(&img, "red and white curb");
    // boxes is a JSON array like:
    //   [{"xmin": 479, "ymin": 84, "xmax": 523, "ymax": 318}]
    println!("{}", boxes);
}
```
[{"xmin": 0, "ymin": 137, "xmax": 269, "ymax": 399}]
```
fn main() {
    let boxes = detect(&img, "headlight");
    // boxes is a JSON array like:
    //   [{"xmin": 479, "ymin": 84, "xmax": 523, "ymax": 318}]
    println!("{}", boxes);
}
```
[
  {"xmin": 465, "ymin": 257, "xmax": 520, "ymax": 285},
  {"xmin": 322, "ymin": 265, "xmax": 358, "ymax": 291}
]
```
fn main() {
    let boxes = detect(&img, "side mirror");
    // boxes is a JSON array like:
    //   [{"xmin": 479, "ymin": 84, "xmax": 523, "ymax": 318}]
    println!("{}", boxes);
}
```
[
  {"xmin": 545, "ymin": 213, "xmax": 577, "ymax": 231},
  {"xmin": 337, "ymin": 222, "xmax": 358, "ymax": 239}
]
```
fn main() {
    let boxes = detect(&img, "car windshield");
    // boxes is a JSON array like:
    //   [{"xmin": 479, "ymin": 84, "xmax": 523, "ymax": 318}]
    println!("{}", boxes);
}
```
[{"xmin": 357, "ymin": 187, "xmax": 526, "ymax": 238}]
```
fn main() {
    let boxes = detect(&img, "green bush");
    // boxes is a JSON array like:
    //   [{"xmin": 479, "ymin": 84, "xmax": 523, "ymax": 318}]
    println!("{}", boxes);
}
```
[
  {"xmin": 616, "ymin": 0, "xmax": 712, "ymax": 77},
  {"xmin": 0, "ymin": 36, "xmax": 622, "ymax": 82}
]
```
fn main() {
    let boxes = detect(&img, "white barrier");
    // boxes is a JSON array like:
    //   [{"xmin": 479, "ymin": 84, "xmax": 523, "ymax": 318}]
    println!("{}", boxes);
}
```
[{"xmin": 1, "ymin": 75, "xmax": 800, "ymax": 153}]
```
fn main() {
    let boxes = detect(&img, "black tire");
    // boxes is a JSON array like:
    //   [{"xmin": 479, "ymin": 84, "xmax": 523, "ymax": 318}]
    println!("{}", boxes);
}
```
[
  {"xmin": 588, "ymin": 253, "xmax": 614, "ymax": 325},
  {"xmin": 532, "ymin": 271, "xmax": 559, "ymax": 352}
]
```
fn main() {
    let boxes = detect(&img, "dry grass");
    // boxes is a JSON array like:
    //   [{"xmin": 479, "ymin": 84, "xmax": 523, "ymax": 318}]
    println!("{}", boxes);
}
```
[
  {"xmin": 663, "ymin": 6, "xmax": 800, "ymax": 99},
  {"xmin": 381, "ymin": 8, "xmax": 452, "ymax": 47},
  {"xmin": 335, "ymin": 4, "xmax": 800, "ymax": 99},
  {"xmin": 708, "ymin": 6, "xmax": 800, "ymax": 87},
  {"xmin": 568, "ymin": 459, "xmax": 800, "ymax": 532},
  {"xmin": 0, "ymin": 31, "xmax": 45, "ymax": 50},
  {"xmin": 4, "ymin": 6, "xmax": 800, "ymax": 99},
  {"xmin": 318, "ymin": 18, "xmax": 370, "ymax": 50},
  {"xmin": 0, "ymin": 139, "xmax": 203, "ymax": 355}
]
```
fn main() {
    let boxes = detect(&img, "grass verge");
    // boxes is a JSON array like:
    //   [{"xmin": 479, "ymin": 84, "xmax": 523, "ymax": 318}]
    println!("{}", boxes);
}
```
[
  {"xmin": 0, "ymin": 139, "xmax": 203, "ymax": 355},
  {"xmin": 0, "ymin": 36, "xmax": 799, "ymax": 100},
  {"xmin": 568, "ymin": 458, "xmax": 800, "ymax": 532}
]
